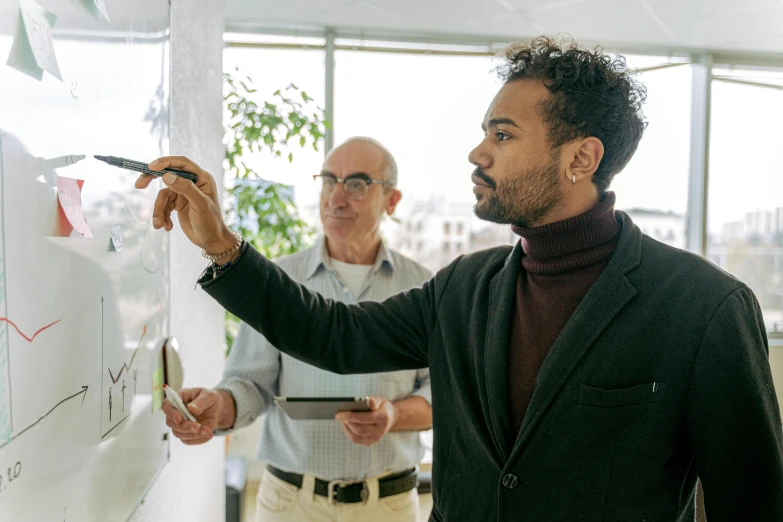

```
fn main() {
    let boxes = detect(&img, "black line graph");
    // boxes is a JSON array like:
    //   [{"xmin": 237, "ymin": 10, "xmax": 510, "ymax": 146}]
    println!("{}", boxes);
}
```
[
  {"xmin": 101, "ymin": 414, "xmax": 128, "ymax": 439},
  {"xmin": 0, "ymin": 386, "xmax": 88, "ymax": 451},
  {"xmin": 107, "ymin": 324, "xmax": 147, "ymax": 385}
]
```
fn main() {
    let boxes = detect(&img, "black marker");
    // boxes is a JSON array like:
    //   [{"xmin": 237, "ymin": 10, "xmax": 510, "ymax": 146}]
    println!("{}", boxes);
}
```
[{"xmin": 94, "ymin": 155, "xmax": 198, "ymax": 183}]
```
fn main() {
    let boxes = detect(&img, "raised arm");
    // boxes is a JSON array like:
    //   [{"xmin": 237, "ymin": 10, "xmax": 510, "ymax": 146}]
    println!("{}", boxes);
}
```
[
  {"xmin": 136, "ymin": 156, "xmax": 441, "ymax": 375},
  {"xmin": 201, "ymin": 243, "xmax": 437, "ymax": 374}
]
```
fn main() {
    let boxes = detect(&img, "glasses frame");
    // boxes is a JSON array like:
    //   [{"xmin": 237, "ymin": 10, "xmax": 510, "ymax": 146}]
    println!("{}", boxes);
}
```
[{"xmin": 313, "ymin": 173, "xmax": 394, "ymax": 201}]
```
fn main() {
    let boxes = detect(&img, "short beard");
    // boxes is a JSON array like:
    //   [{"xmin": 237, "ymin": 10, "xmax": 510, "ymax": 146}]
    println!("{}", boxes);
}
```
[{"xmin": 473, "ymin": 157, "xmax": 562, "ymax": 227}]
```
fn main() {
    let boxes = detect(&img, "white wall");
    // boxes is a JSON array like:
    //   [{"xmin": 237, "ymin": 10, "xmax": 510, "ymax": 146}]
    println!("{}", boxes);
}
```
[{"xmin": 130, "ymin": 0, "xmax": 227, "ymax": 520}]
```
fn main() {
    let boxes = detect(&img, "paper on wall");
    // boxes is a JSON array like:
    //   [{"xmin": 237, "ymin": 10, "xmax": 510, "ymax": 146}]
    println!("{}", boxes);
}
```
[
  {"xmin": 57, "ymin": 176, "xmax": 93, "ymax": 238},
  {"xmin": 5, "ymin": 0, "xmax": 63, "ymax": 82},
  {"xmin": 109, "ymin": 225, "xmax": 123, "ymax": 252}
]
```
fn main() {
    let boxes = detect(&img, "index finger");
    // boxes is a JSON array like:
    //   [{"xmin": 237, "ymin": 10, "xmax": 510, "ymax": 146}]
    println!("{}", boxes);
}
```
[
  {"xmin": 148, "ymin": 155, "xmax": 193, "ymax": 172},
  {"xmin": 148, "ymin": 156, "xmax": 211, "ymax": 188},
  {"xmin": 134, "ymin": 173, "xmax": 158, "ymax": 189},
  {"xmin": 177, "ymin": 387, "xmax": 202, "ymax": 404}
]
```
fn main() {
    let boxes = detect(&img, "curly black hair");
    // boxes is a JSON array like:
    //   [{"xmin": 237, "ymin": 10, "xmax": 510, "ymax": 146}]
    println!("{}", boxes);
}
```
[{"xmin": 495, "ymin": 36, "xmax": 647, "ymax": 192}]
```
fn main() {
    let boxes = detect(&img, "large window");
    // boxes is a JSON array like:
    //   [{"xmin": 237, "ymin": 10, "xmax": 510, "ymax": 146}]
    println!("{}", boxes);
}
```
[
  {"xmin": 223, "ymin": 39, "xmax": 698, "ymax": 273},
  {"xmin": 612, "ymin": 58, "xmax": 693, "ymax": 250},
  {"xmin": 333, "ymin": 48, "xmax": 694, "ymax": 270},
  {"xmin": 222, "ymin": 37, "xmax": 782, "ymax": 336},
  {"xmin": 223, "ymin": 37, "xmax": 327, "ymax": 230},
  {"xmin": 223, "ymin": 32, "xmax": 783, "ymax": 483},
  {"xmin": 707, "ymin": 69, "xmax": 783, "ymax": 335}
]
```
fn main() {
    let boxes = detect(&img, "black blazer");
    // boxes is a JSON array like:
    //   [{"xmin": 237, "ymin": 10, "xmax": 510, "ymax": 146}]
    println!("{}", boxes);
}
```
[{"xmin": 204, "ymin": 212, "xmax": 783, "ymax": 521}]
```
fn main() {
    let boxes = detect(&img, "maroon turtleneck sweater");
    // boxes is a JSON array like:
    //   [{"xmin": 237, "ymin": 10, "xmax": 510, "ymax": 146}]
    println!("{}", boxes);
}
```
[{"xmin": 507, "ymin": 192, "xmax": 621, "ymax": 437}]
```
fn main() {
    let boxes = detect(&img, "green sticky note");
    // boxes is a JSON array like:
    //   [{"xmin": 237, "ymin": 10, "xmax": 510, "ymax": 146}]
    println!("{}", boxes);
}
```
[
  {"xmin": 6, "ymin": 0, "xmax": 63, "ymax": 81},
  {"xmin": 152, "ymin": 367, "xmax": 163, "ymax": 412}
]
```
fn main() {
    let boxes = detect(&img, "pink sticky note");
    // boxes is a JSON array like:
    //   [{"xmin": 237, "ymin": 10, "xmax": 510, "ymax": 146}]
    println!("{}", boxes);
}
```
[{"xmin": 57, "ymin": 176, "xmax": 93, "ymax": 238}]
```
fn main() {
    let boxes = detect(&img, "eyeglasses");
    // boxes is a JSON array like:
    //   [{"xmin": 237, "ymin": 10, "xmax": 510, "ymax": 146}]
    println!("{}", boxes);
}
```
[{"xmin": 313, "ymin": 173, "xmax": 393, "ymax": 201}]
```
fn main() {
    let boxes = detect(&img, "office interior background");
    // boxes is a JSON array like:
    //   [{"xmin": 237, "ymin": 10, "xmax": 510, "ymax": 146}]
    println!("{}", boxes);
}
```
[
  {"xmin": 220, "ymin": 1, "xmax": 783, "ymax": 519},
  {"xmin": 1, "ymin": 0, "xmax": 781, "ymax": 521}
]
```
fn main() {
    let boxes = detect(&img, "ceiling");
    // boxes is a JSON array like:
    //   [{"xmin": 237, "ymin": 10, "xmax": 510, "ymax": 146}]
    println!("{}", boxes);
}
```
[{"xmin": 226, "ymin": 0, "xmax": 783, "ymax": 55}]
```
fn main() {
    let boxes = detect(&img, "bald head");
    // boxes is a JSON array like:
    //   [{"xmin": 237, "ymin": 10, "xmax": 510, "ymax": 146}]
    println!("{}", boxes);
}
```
[
  {"xmin": 319, "ymin": 136, "xmax": 402, "ymax": 254},
  {"xmin": 326, "ymin": 136, "xmax": 398, "ymax": 190}
]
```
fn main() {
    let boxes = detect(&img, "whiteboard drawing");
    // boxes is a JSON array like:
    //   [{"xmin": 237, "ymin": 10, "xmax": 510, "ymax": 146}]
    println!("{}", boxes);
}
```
[{"xmin": 0, "ymin": 1, "xmax": 172, "ymax": 518}]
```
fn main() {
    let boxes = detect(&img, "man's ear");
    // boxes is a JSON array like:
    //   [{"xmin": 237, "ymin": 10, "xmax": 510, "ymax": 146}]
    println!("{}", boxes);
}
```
[
  {"xmin": 386, "ymin": 189, "xmax": 402, "ymax": 216},
  {"xmin": 566, "ymin": 137, "xmax": 604, "ymax": 183}
]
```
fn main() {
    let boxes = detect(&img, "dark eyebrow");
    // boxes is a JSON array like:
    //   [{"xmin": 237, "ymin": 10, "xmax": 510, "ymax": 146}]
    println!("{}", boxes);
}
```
[
  {"xmin": 481, "ymin": 118, "xmax": 521, "ymax": 132},
  {"xmin": 319, "ymin": 170, "xmax": 371, "ymax": 179}
]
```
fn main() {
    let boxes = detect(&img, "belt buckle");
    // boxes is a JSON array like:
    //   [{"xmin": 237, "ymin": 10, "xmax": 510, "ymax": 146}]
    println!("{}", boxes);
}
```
[{"xmin": 327, "ymin": 479, "xmax": 367, "ymax": 505}]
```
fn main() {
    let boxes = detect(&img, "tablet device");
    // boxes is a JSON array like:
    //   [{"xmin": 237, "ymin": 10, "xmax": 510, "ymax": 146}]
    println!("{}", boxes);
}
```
[{"xmin": 273, "ymin": 396, "xmax": 371, "ymax": 420}]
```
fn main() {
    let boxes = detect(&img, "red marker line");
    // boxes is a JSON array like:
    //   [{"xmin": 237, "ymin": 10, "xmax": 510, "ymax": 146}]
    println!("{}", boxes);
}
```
[{"xmin": 0, "ymin": 318, "xmax": 61, "ymax": 342}]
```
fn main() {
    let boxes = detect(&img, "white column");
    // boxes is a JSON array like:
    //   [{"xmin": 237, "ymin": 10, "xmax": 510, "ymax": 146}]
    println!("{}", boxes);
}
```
[{"xmin": 130, "ymin": 1, "xmax": 227, "ymax": 520}]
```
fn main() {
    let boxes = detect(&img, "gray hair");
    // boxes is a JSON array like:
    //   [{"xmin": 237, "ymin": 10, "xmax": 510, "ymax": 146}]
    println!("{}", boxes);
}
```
[{"xmin": 340, "ymin": 136, "xmax": 398, "ymax": 190}]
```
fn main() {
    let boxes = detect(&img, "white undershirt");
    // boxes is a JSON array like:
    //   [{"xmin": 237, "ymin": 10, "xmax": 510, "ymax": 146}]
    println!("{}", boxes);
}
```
[{"xmin": 330, "ymin": 258, "xmax": 374, "ymax": 298}]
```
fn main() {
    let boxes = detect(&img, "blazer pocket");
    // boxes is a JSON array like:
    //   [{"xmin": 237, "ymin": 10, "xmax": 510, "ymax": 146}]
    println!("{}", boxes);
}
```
[{"xmin": 578, "ymin": 382, "xmax": 668, "ymax": 407}]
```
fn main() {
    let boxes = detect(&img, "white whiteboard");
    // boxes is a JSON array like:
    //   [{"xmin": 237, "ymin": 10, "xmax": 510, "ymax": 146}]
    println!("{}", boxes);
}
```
[{"xmin": 0, "ymin": 1, "xmax": 172, "ymax": 520}]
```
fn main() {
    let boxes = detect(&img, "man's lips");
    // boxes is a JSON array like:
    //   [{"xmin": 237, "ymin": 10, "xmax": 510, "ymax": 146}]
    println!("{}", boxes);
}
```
[{"xmin": 471, "ymin": 175, "xmax": 491, "ymax": 188}]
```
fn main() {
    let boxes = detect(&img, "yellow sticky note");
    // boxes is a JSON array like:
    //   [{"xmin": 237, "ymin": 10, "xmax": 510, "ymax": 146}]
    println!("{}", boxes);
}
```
[{"xmin": 151, "ymin": 366, "xmax": 163, "ymax": 412}]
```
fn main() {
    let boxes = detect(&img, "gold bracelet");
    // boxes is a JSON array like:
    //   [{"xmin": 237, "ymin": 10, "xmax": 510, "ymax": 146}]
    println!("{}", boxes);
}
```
[{"xmin": 201, "ymin": 232, "xmax": 242, "ymax": 263}]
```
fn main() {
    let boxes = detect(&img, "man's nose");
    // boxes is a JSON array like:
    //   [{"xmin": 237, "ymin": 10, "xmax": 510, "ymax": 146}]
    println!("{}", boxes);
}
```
[
  {"xmin": 327, "ymin": 182, "xmax": 349, "ymax": 208},
  {"xmin": 468, "ymin": 140, "xmax": 491, "ymax": 168}
]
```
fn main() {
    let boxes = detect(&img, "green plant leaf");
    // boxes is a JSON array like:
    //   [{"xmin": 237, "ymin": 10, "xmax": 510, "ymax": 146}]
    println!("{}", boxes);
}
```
[{"xmin": 222, "ymin": 70, "xmax": 324, "ymax": 350}]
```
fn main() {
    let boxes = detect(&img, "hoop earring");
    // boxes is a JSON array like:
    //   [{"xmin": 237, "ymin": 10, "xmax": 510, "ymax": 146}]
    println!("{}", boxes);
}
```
[{"xmin": 572, "ymin": 174, "xmax": 576, "ymax": 185}]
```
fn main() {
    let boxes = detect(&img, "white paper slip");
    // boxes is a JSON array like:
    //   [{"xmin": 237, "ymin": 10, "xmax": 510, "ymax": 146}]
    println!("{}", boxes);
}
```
[
  {"xmin": 109, "ymin": 225, "xmax": 123, "ymax": 252},
  {"xmin": 5, "ymin": 0, "xmax": 63, "ymax": 82}
]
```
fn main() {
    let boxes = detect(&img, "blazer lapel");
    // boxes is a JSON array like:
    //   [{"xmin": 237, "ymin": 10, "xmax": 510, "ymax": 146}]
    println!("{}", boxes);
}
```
[
  {"xmin": 507, "ymin": 213, "xmax": 643, "ymax": 462},
  {"xmin": 483, "ymin": 243, "xmax": 523, "ymax": 462}
]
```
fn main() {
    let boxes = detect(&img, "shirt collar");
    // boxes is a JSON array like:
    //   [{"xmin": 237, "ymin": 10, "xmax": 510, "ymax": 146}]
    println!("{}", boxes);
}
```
[{"xmin": 304, "ymin": 235, "xmax": 396, "ymax": 280}]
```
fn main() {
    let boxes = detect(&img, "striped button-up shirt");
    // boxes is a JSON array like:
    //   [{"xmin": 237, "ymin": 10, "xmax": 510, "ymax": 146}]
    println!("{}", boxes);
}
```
[{"xmin": 216, "ymin": 236, "xmax": 433, "ymax": 481}]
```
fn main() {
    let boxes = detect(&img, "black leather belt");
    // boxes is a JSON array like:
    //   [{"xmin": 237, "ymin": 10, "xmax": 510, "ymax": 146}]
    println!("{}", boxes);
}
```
[{"xmin": 266, "ymin": 465, "xmax": 418, "ymax": 504}]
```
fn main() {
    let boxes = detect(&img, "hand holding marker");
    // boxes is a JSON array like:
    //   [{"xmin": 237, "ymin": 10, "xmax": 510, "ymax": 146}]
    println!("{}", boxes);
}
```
[
  {"xmin": 163, "ymin": 384, "xmax": 197, "ymax": 422},
  {"xmin": 94, "ymin": 155, "xmax": 198, "ymax": 183}
]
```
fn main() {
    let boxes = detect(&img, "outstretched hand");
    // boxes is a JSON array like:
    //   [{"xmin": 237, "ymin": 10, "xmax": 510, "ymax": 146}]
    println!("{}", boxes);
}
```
[{"xmin": 135, "ymin": 156, "xmax": 236, "ymax": 255}]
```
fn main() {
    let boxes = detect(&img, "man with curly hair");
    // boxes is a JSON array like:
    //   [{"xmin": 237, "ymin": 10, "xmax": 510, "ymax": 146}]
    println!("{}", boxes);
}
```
[{"xmin": 141, "ymin": 36, "xmax": 783, "ymax": 521}]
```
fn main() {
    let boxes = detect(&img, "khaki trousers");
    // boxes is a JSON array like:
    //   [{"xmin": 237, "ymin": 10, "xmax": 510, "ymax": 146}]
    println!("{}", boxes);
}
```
[{"xmin": 255, "ymin": 469, "xmax": 420, "ymax": 522}]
